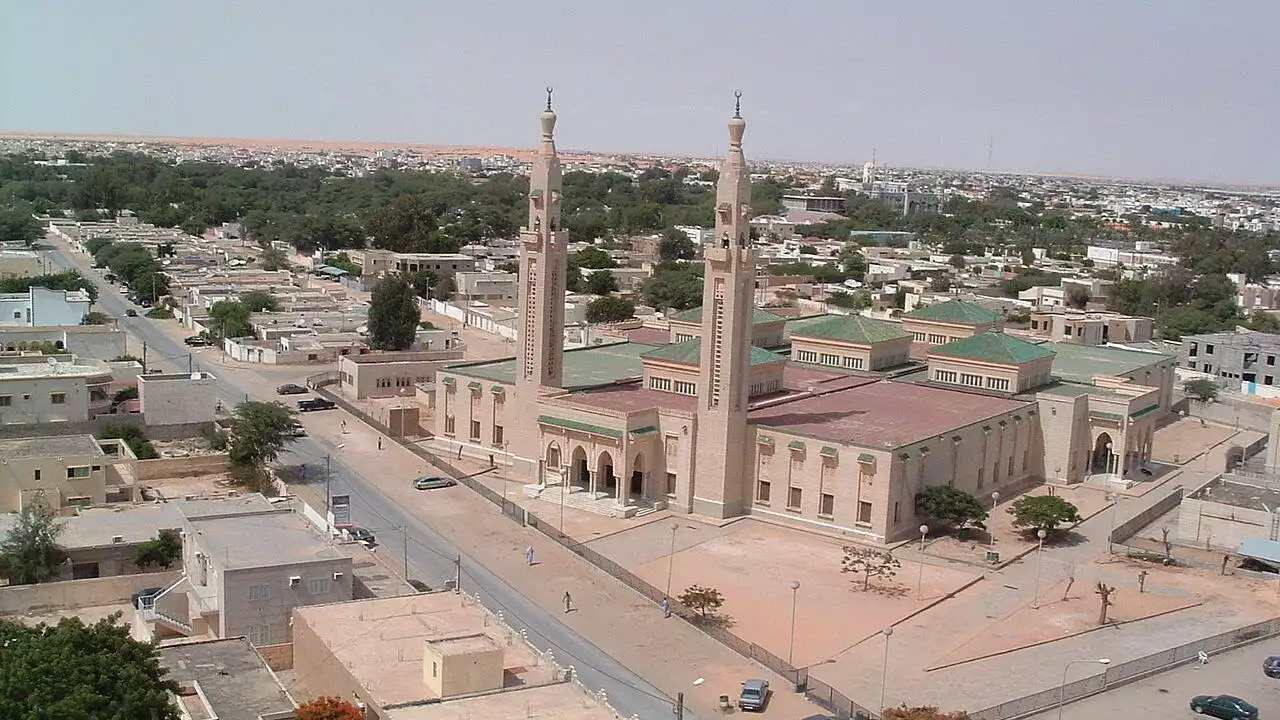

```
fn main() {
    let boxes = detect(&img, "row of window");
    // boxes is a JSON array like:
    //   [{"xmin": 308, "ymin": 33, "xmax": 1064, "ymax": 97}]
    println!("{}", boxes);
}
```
[
  {"xmin": 0, "ymin": 392, "xmax": 66, "ymax": 406},
  {"xmin": 647, "ymin": 377, "xmax": 695, "ymax": 395},
  {"xmin": 909, "ymin": 331, "xmax": 961, "ymax": 345},
  {"xmin": 934, "ymin": 369, "xmax": 1010, "ymax": 392},
  {"xmin": 755, "ymin": 482, "xmax": 842, "ymax": 519},
  {"xmin": 375, "ymin": 376, "xmax": 421, "ymax": 388},
  {"xmin": 27, "ymin": 465, "xmax": 97, "ymax": 482},
  {"xmin": 247, "ymin": 577, "xmax": 333, "ymax": 600},
  {"xmin": 794, "ymin": 349, "xmax": 866, "ymax": 370},
  {"xmin": 442, "ymin": 416, "xmax": 505, "ymax": 445}
]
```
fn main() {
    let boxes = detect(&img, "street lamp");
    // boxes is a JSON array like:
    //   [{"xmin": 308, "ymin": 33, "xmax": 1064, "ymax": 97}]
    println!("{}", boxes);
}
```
[
  {"xmin": 1058, "ymin": 658, "xmax": 1110, "ymax": 720},
  {"xmin": 1032, "ymin": 528, "xmax": 1047, "ymax": 609},
  {"xmin": 989, "ymin": 492, "xmax": 1000, "ymax": 548},
  {"xmin": 787, "ymin": 580, "xmax": 801, "ymax": 666},
  {"xmin": 917, "ymin": 525, "xmax": 929, "ymax": 602},
  {"xmin": 1107, "ymin": 492, "xmax": 1120, "ymax": 554},
  {"xmin": 878, "ymin": 626, "xmax": 893, "ymax": 712},
  {"xmin": 664, "ymin": 522, "xmax": 680, "ymax": 600}
]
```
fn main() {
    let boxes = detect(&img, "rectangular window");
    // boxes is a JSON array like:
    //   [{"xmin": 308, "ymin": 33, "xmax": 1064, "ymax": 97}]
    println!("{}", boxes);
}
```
[
  {"xmin": 977, "ymin": 467, "xmax": 984, "ymax": 488},
  {"xmin": 0, "ymin": 395, "xmax": 10, "ymax": 407},
  {"xmin": 247, "ymin": 584, "xmax": 270, "ymax": 600},
  {"xmin": 928, "ymin": 333, "xmax": 946, "ymax": 344},
  {"xmin": 673, "ymin": 380, "xmax": 696, "ymax": 395},
  {"xmin": 795, "ymin": 350, "xmax": 818, "ymax": 363},
  {"xmin": 819, "ymin": 493, "xmax": 835, "ymax": 517},
  {"xmin": 50, "ymin": 393, "xmax": 67, "ymax": 405},
  {"xmin": 1269, "ymin": 356, "xmax": 1276, "ymax": 366},
  {"xmin": 910, "ymin": 332, "xmax": 925, "ymax": 341},
  {"xmin": 666, "ymin": 472, "xmax": 677, "ymax": 497},
  {"xmin": 857, "ymin": 501, "xmax": 872, "ymax": 524},
  {"xmin": 376, "ymin": 377, "xmax": 391, "ymax": 388},
  {"xmin": 935, "ymin": 369, "xmax": 957, "ymax": 383},
  {"xmin": 444, "ymin": 416, "xmax": 455, "ymax": 435},
  {"xmin": 492, "ymin": 425, "xmax": 504, "ymax": 445},
  {"xmin": 308, "ymin": 578, "xmax": 332, "ymax": 595},
  {"xmin": 1205, "ymin": 344, "xmax": 1215, "ymax": 355},
  {"xmin": 820, "ymin": 353, "xmax": 838, "ymax": 366},
  {"xmin": 960, "ymin": 373, "xmax": 982, "ymax": 387},
  {"xmin": 65, "ymin": 466, "xmax": 91, "ymax": 479},
  {"xmin": 788, "ymin": 487, "xmax": 802, "ymax": 510},
  {"xmin": 248, "ymin": 624, "xmax": 270, "ymax": 646},
  {"xmin": 756, "ymin": 480, "xmax": 771, "ymax": 504},
  {"xmin": 649, "ymin": 377, "xmax": 673, "ymax": 391},
  {"xmin": 1008, "ymin": 456, "xmax": 1015, "ymax": 477},
  {"xmin": 469, "ymin": 420, "xmax": 481, "ymax": 440},
  {"xmin": 893, "ymin": 501, "xmax": 900, "ymax": 524},
  {"xmin": 986, "ymin": 377, "xmax": 1010, "ymax": 391},
  {"xmin": 33, "ymin": 469, "xmax": 41, "ymax": 481}
]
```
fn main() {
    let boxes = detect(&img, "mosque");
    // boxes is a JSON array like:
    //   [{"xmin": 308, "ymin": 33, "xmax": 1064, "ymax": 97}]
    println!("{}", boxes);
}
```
[{"xmin": 431, "ymin": 95, "xmax": 1178, "ymax": 543}]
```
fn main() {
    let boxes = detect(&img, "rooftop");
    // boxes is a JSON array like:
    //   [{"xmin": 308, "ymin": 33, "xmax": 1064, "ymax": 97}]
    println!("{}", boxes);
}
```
[
  {"xmin": 930, "ymin": 332, "xmax": 1055, "ymax": 365},
  {"xmin": 0, "ymin": 434, "xmax": 105, "ymax": 459},
  {"xmin": 1190, "ymin": 475, "xmax": 1280, "ymax": 511},
  {"xmin": 185, "ymin": 504, "xmax": 347, "ymax": 570},
  {"xmin": 160, "ymin": 638, "xmax": 296, "ymax": 720},
  {"xmin": 902, "ymin": 299, "xmax": 1003, "ymax": 325},
  {"xmin": 750, "ymin": 379, "xmax": 1032, "ymax": 448},
  {"xmin": 1046, "ymin": 341, "xmax": 1173, "ymax": 383},
  {"xmin": 670, "ymin": 306, "xmax": 786, "ymax": 325},
  {"xmin": 448, "ymin": 342, "xmax": 658, "ymax": 390},
  {"xmin": 293, "ymin": 593, "xmax": 553, "ymax": 708},
  {"xmin": 790, "ymin": 314, "xmax": 909, "ymax": 345},
  {"xmin": 640, "ymin": 339, "xmax": 787, "ymax": 367},
  {"xmin": 385, "ymin": 682, "xmax": 616, "ymax": 720},
  {"xmin": 1182, "ymin": 331, "xmax": 1280, "ymax": 352},
  {"xmin": 0, "ymin": 355, "xmax": 112, "ymax": 380}
]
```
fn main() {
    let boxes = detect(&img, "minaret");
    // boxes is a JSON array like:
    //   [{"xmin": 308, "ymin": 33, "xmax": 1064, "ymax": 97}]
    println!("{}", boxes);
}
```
[
  {"xmin": 516, "ymin": 88, "xmax": 568, "ymax": 392},
  {"xmin": 691, "ymin": 93, "xmax": 757, "ymax": 519}
]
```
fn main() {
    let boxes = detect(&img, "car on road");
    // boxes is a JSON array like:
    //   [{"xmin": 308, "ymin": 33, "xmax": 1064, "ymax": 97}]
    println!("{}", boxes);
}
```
[
  {"xmin": 738, "ymin": 679, "xmax": 769, "ymax": 712},
  {"xmin": 131, "ymin": 586, "xmax": 162, "ymax": 609},
  {"xmin": 276, "ymin": 383, "xmax": 308, "ymax": 395},
  {"xmin": 124, "ymin": 309, "xmax": 138, "ymax": 317},
  {"xmin": 297, "ymin": 398, "xmax": 337, "ymax": 412},
  {"xmin": 285, "ymin": 421, "xmax": 307, "ymax": 437},
  {"xmin": 413, "ymin": 476, "xmax": 456, "ymax": 490},
  {"xmin": 344, "ymin": 527, "xmax": 375, "ymax": 544},
  {"xmin": 184, "ymin": 335, "xmax": 213, "ymax": 347},
  {"xmin": 1264, "ymin": 655, "xmax": 1280, "ymax": 678},
  {"xmin": 1190, "ymin": 694, "xmax": 1258, "ymax": 719}
]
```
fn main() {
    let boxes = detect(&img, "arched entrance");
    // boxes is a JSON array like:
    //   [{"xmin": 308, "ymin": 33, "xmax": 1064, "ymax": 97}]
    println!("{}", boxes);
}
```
[
  {"xmin": 630, "ymin": 453, "xmax": 645, "ymax": 501},
  {"xmin": 1092, "ymin": 433, "xmax": 1114, "ymax": 474},
  {"xmin": 570, "ymin": 447, "xmax": 589, "ymax": 490},
  {"xmin": 546, "ymin": 442, "xmax": 562, "ymax": 470},
  {"xmin": 597, "ymin": 451, "xmax": 616, "ymax": 499}
]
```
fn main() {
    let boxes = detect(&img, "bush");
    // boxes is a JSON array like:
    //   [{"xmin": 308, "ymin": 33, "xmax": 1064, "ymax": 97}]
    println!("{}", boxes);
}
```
[
  {"xmin": 98, "ymin": 423, "xmax": 159, "ymax": 460},
  {"xmin": 1008, "ymin": 495, "xmax": 1082, "ymax": 538},
  {"xmin": 134, "ymin": 530, "xmax": 182, "ymax": 569},
  {"xmin": 144, "ymin": 307, "xmax": 174, "ymax": 319}
]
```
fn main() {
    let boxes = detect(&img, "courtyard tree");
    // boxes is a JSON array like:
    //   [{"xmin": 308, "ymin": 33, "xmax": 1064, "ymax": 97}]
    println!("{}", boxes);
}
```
[
  {"xmin": 676, "ymin": 585, "xmax": 725, "ymax": 621},
  {"xmin": 368, "ymin": 275, "xmax": 421, "ymax": 351},
  {"xmin": 1008, "ymin": 495, "xmax": 1082, "ymax": 539},
  {"xmin": 0, "ymin": 208, "xmax": 42, "ymax": 245},
  {"xmin": 240, "ymin": 290, "xmax": 281, "ymax": 313},
  {"xmin": 884, "ymin": 706, "xmax": 970, "ymax": 720},
  {"xmin": 80, "ymin": 311, "xmax": 112, "ymax": 325},
  {"xmin": 134, "ymin": 529, "xmax": 182, "ymax": 569},
  {"xmin": 840, "ymin": 547, "xmax": 901, "ymax": 591},
  {"xmin": 914, "ymin": 486, "xmax": 988, "ymax": 531},
  {"xmin": 207, "ymin": 299, "xmax": 252, "ymax": 338},
  {"xmin": 1064, "ymin": 284, "xmax": 1091, "ymax": 309},
  {"xmin": 658, "ymin": 227, "xmax": 696, "ymax": 262},
  {"xmin": 0, "ymin": 615, "xmax": 180, "ymax": 719},
  {"xmin": 585, "ymin": 296, "xmax": 635, "ymax": 324},
  {"xmin": 1183, "ymin": 377, "xmax": 1219, "ymax": 404},
  {"xmin": 0, "ymin": 505, "xmax": 67, "ymax": 585},
  {"xmin": 258, "ymin": 246, "xmax": 289, "ymax": 271},
  {"xmin": 228, "ymin": 401, "xmax": 298, "ymax": 491},
  {"xmin": 295, "ymin": 696, "xmax": 365, "ymax": 720},
  {"xmin": 585, "ymin": 269, "xmax": 620, "ymax": 296}
]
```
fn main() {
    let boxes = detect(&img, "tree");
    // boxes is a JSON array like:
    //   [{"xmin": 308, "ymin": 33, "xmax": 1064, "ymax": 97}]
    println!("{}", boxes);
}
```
[
  {"xmin": 228, "ymin": 401, "xmax": 298, "ymax": 472},
  {"xmin": 207, "ymin": 300, "xmax": 252, "ymax": 338},
  {"xmin": 1096, "ymin": 582, "xmax": 1115, "ymax": 625},
  {"xmin": 0, "ymin": 505, "xmax": 67, "ymax": 585},
  {"xmin": 134, "ymin": 529, "xmax": 182, "ymax": 569},
  {"xmin": 99, "ymin": 422, "xmax": 159, "ymax": 459},
  {"xmin": 884, "ymin": 706, "xmax": 970, "ymax": 720},
  {"xmin": 296, "ymin": 696, "xmax": 365, "ymax": 720},
  {"xmin": 145, "ymin": 306, "xmax": 174, "ymax": 319},
  {"xmin": 368, "ymin": 276, "xmax": 421, "ymax": 350},
  {"xmin": 365, "ymin": 194, "xmax": 445, "ymax": 253},
  {"xmin": 642, "ymin": 263, "xmax": 703, "ymax": 311},
  {"xmin": 431, "ymin": 273, "xmax": 456, "ymax": 301},
  {"xmin": 915, "ymin": 486, "xmax": 988, "ymax": 530},
  {"xmin": 659, "ymin": 227, "xmax": 696, "ymax": 262},
  {"xmin": 111, "ymin": 386, "xmax": 139, "ymax": 404},
  {"xmin": 586, "ymin": 296, "xmax": 635, "ymax": 323},
  {"xmin": 259, "ymin": 246, "xmax": 288, "ymax": 271},
  {"xmin": 1064, "ymin": 285, "xmax": 1091, "ymax": 309},
  {"xmin": 1183, "ymin": 378, "xmax": 1219, "ymax": 403},
  {"xmin": 407, "ymin": 269, "xmax": 438, "ymax": 298},
  {"xmin": 676, "ymin": 585, "xmax": 725, "ymax": 620},
  {"xmin": 585, "ymin": 269, "xmax": 619, "ymax": 296},
  {"xmin": 240, "ymin": 290, "xmax": 281, "ymax": 313},
  {"xmin": 131, "ymin": 270, "xmax": 170, "ymax": 304},
  {"xmin": 930, "ymin": 276, "xmax": 952, "ymax": 293},
  {"xmin": 0, "ymin": 209, "xmax": 43, "ymax": 245},
  {"xmin": 81, "ymin": 311, "xmax": 111, "ymax": 325},
  {"xmin": 571, "ymin": 246, "xmax": 617, "ymax": 269},
  {"xmin": 840, "ymin": 547, "xmax": 901, "ymax": 591},
  {"xmin": 1008, "ymin": 495, "xmax": 1082, "ymax": 538},
  {"xmin": 839, "ymin": 247, "xmax": 868, "ymax": 279},
  {"xmin": 0, "ymin": 615, "xmax": 180, "ymax": 720},
  {"xmin": 948, "ymin": 254, "xmax": 967, "ymax": 269},
  {"xmin": 1246, "ymin": 310, "xmax": 1280, "ymax": 333}
]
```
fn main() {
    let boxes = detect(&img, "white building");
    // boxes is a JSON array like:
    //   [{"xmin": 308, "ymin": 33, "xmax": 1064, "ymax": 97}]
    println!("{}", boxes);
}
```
[
  {"xmin": 0, "ymin": 352, "xmax": 115, "ymax": 425},
  {"xmin": 0, "ymin": 287, "xmax": 93, "ymax": 327}
]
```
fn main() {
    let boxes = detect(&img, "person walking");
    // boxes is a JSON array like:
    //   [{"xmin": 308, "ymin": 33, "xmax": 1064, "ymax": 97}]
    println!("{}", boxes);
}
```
[
  {"xmin": 341, "ymin": 420, "xmax": 347, "ymax": 434},
  {"xmin": 660, "ymin": 596, "xmax": 671, "ymax": 618},
  {"xmin": 378, "ymin": 436, "xmax": 383, "ymax": 451},
  {"xmin": 525, "ymin": 546, "xmax": 535, "ymax": 566},
  {"xmin": 563, "ymin": 591, "xmax": 573, "ymax": 613}
]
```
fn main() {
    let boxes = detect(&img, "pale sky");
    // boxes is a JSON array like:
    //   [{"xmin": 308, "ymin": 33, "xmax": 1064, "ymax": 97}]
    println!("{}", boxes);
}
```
[{"xmin": 2, "ymin": 1, "xmax": 1277, "ymax": 185}]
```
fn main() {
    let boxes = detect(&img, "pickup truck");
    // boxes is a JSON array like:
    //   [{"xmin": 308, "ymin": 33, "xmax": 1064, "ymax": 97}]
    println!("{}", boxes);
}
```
[{"xmin": 297, "ymin": 398, "xmax": 337, "ymax": 412}]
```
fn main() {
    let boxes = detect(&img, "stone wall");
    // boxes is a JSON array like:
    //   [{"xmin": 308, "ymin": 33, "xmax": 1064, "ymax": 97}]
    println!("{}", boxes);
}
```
[
  {"xmin": 0, "ymin": 570, "xmax": 180, "ymax": 615},
  {"xmin": 136, "ymin": 454, "xmax": 230, "ymax": 482},
  {"xmin": 0, "ymin": 415, "xmax": 210, "ymax": 441},
  {"xmin": 256, "ymin": 642, "xmax": 294, "ymax": 671}
]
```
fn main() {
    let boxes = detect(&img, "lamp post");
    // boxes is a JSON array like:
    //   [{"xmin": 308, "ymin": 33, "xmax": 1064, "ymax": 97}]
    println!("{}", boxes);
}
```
[
  {"xmin": 878, "ymin": 626, "xmax": 893, "ymax": 713},
  {"xmin": 664, "ymin": 522, "xmax": 679, "ymax": 600},
  {"xmin": 1032, "ymin": 528, "xmax": 1047, "ymax": 609},
  {"xmin": 1107, "ymin": 492, "xmax": 1120, "ymax": 554},
  {"xmin": 1058, "ymin": 658, "xmax": 1110, "ymax": 720},
  {"xmin": 989, "ymin": 492, "xmax": 1000, "ymax": 548},
  {"xmin": 917, "ymin": 525, "xmax": 929, "ymax": 602},
  {"xmin": 787, "ymin": 580, "xmax": 801, "ymax": 666}
]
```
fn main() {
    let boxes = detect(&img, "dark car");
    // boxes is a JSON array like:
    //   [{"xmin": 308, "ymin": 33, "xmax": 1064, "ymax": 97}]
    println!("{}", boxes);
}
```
[
  {"xmin": 413, "ymin": 476, "xmax": 456, "ymax": 490},
  {"xmin": 297, "ymin": 398, "xmax": 337, "ymax": 412},
  {"xmin": 184, "ymin": 335, "xmax": 213, "ymax": 347},
  {"xmin": 1190, "ymin": 694, "xmax": 1258, "ymax": 719},
  {"xmin": 131, "ymin": 586, "xmax": 162, "ymax": 609},
  {"xmin": 1265, "ymin": 656, "xmax": 1280, "ymax": 678},
  {"xmin": 124, "ymin": 309, "xmax": 138, "ymax": 317},
  {"xmin": 276, "ymin": 383, "xmax": 308, "ymax": 395},
  {"xmin": 345, "ymin": 526, "xmax": 375, "ymax": 544},
  {"xmin": 738, "ymin": 679, "xmax": 770, "ymax": 712},
  {"xmin": 408, "ymin": 579, "xmax": 431, "ymax": 593}
]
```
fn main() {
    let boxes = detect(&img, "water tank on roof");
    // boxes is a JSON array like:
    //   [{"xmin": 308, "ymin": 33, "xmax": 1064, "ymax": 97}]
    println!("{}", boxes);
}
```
[{"xmin": 191, "ymin": 372, "xmax": 202, "ymax": 380}]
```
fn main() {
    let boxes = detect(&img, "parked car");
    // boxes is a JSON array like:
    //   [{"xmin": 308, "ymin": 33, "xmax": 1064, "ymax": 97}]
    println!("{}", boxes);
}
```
[
  {"xmin": 184, "ymin": 335, "xmax": 213, "ymax": 347},
  {"xmin": 345, "ymin": 526, "xmax": 375, "ymax": 544},
  {"xmin": 1190, "ymin": 694, "xmax": 1258, "ymax": 719},
  {"xmin": 297, "ymin": 398, "xmax": 337, "ymax": 412},
  {"xmin": 1265, "ymin": 656, "xmax": 1280, "ymax": 678},
  {"xmin": 285, "ymin": 421, "xmax": 307, "ymax": 438},
  {"xmin": 276, "ymin": 383, "xmax": 308, "ymax": 395},
  {"xmin": 738, "ymin": 679, "xmax": 769, "ymax": 712},
  {"xmin": 124, "ymin": 309, "xmax": 138, "ymax": 317},
  {"xmin": 131, "ymin": 586, "xmax": 162, "ymax": 609},
  {"xmin": 413, "ymin": 476, "xmax": 457, "ymax": 490}
]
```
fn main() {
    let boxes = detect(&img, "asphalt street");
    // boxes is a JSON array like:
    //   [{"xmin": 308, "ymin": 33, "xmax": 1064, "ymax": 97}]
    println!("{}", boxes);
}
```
[{"xmin": 45, "ymin": 240, "xmax": 688, "ymax": 720}]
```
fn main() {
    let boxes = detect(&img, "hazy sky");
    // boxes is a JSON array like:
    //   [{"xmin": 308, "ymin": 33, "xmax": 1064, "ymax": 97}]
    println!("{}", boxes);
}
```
[{"xmin": 3, "ymin": 1, "xmax": 1278, "ymax": 184}]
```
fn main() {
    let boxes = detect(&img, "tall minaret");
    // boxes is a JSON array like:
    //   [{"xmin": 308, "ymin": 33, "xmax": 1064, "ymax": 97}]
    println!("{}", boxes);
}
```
[
  {"xmin": 691, "ymin": 93, "xmax": 757, "ymax": 519},
  {"xmin": 516, "ymin": 88, "xmax": 567, "ymax": 392}
]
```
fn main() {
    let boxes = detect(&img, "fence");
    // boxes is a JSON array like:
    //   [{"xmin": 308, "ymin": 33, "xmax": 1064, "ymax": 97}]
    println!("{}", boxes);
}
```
[
  {"xmin": 967, "ymin": 616, "xmax": 1280, "ymax": 720},
  {"xmin": 1108, "ymin": 484, "xmax": 1185, "ymax": 545},
  {"xmin": 804, "ymin": 675, "xmax": 878, "ymax": 720}
]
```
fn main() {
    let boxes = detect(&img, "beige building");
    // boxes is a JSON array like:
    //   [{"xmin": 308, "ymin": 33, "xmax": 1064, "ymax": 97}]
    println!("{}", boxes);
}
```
[
  {"xmin": 0, "ymin": 249, "xmax": 50, "ymax": 279},
  {"xmin": 0, "ymin": 434, "xmax": 136, "ymax": 512},
  {"xmin": 338, "ymin": 351, "xmax": 462, "ymax": 400},
  {"xmin": 1027, "ymin": 309, "xmax": 1153, "ymax": 345},
  {"xmin": 0, "ymin": 352, "xmax": 114, "ymax": 425},
  {"xmin": 790, "ymin": 314, "xmax": 911, "ymax": 371},
  {"xmin": 138, "ymin": 371, "xmax": 217, "ymax": 427},
  {"xmin": 140, "ymin": 494, "xmax": 353, "ymax": 645},
  {"xmin": 667, "ymin": 306, "xmax": 786, "ymax": 347},
  {"xmin": 351, "ymin": 250, "xmax": 477, "ymax": 277},
  {"xmin": 455, "ymin": 271, "xmax": 517, "ymax": 302},
  {"xmin": 901, "ymin": 300, "xmax": 1005, "ymax": 345}
]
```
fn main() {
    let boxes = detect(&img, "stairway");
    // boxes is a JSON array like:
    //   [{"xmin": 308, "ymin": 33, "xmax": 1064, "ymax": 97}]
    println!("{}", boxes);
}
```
[{"xmin": 536, "ymin": 484, "xmax": 663, "ymax": 519}]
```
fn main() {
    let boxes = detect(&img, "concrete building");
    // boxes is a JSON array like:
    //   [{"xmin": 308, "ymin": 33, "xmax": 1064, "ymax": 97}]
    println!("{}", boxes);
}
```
[
  {"xmin": 140, "ymin": 494, "xmax": 353, "ymax": 646},
  {"xmin": 0, "ymin": 434, "xmax": 136, "ymax": 512},
  {"xmin": 0, "ymin": 325, "xmax": 127, "ymax": 360},
  {"xmin": 0, "ymin": 249, "xmax": 51, "ymax": 279},
  {"xmin": 901, "ymin": 299, "xmax": 1006, "ymax": 346},
  {"xmin": 781, "ymin": 195, "xmax": 845, "ymax": 214},
  {"xmin": 352, "ymin": 250, "xmax": 477, "ymax": 277},
  {"xmin": 138, "ymin": 371, "xmax": 217, "ymax": 427},
  {"xmin": 454, "ymin": 271, "xmax": 517, "ymax": 302},
  {"xmin": 1026, "ymin": 310, "xmax": 1153, "ymax": 345},
  {"xmin": 789, "ymin": 314, "xmax": 911, "ymax": 372},
  {"xmin": 159, "ymin": 638, "xmax": 298, "ymax": 720},
  {"xmin": 0, "ymin": 286, "xmax": 93, "ymax": 327},
  {"xmin": 1180, "ymin": 331, "xmax": 1280, "ymax": 391},
  {"xmin": 0, "ymin": 352, "xmax": 115, "ymax": 425},
  {"xmin": 667, "ymin": 306, "xmax": 786, "ymax": 347},
  {"xmin": 337, "ymin": 351, "xmax": 460, "ymax": 400},
  {"xmin": 1086, "ymin": 244, "xmax": 1179, "ymax": 269},
  {"xmin": 860, "ymin": 181, "xmax": 943, "ymax": 216}
]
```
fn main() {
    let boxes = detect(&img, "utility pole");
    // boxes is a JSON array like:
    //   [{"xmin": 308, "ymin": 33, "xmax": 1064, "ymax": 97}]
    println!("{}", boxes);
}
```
[
  {"xmin": 454, "ymin": 555, "xmax": 461, "ymax": 592},
  {"xmin": 401, "ymin": 525, "xmax": 409, "ymax": 583},
  {"xmin": 324, "ymin": 454, "xmax": 332, "ymax": 516},
  {"xmin": 674, "ymin": 692, "xmax": 683, "ymax": 719},
  {"xmin": 187, "ymin": 353, "xmax": 193, "ymax": 374},
  {"xmin": 141, "ymin": 341, "xmax": 148, "ymax": 372}
]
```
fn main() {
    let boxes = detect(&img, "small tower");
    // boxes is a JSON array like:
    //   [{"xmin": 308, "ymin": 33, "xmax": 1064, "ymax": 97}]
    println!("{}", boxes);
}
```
[{"xmin": 691, "ymin": 93, "xmax": 758, "ymax": 519}]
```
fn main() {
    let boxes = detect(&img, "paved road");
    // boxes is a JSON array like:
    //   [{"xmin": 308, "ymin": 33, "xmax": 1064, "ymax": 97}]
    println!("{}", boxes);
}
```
[
  {"xmin": 45, "ymin": 240, "xmax": 688, "ymax": 720},
  {"xmin": 1027, "ymin": 636, "xmax": 1280, "ymax": 719}
]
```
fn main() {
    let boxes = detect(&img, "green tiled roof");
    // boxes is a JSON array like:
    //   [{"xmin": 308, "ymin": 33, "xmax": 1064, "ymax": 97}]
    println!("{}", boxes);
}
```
[
  {"xmin": 1045, "ymin": 342, "xmax": 1174, "ymax": 384},
  {"xmin": 1090, "ymin": 411, "xmax": 1123, "ymax": 421},
  {"xmin": 447, "ymin": 342, "xmax": 657, "ymax": 390},
  {"xmin": 930, "ymin": 332, "xmax": 1055, "ymax": 365},
  {"xmin": 858, "ymin": 453, "xmax": 875, "ymax": 463},
  {"xmin": 820, "ymin": 446, "xmax": 838, "ymax": 457},
  {"xmin": 671, "ymin": 306, "xmax": 786, "ymax": 326},
  {"xmin": 490, "ymin": 385, "xmax": 505, "ymax": 394},
  {"xmin": 791, "ymin": 314, "xmax": 908, "ymax": 345},
  {"xmin": 757, "ymin": 435, "xmax": 774, "ymax": 445},
  {"xmin": 537, "ymin": 415, "xmax": 622, "ymax": 439},
  {"xmin": 467, "ymin": 381, "xmax": 482, "ymax": 389},
  {"xmin": 788, "ymin": 440, "xmax": 806, "ymax": 451},
  {"xmin": 441, "ymin": 376, "xmax": 456, "ymax": 385},
  {"xmin": 629, "ymin": 426, "xmax": 658, "ymax": 437},
  {"xmin": 903, "ymin": 299, "xmax": 1002, "ymax": 325},
  {"xmin": 640, "ymin": 339, "xmax": 787, "ymax": 367},
  {"xmin": 1130, "ymin": 405, "xmax": 1161, "ymax": 420}
]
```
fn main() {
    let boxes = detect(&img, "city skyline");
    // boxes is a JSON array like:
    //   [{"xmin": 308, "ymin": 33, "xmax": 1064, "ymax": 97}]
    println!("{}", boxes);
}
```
[{"xmin": 3, "ymin": 1, "xmax": 1279, "ymax": 185}]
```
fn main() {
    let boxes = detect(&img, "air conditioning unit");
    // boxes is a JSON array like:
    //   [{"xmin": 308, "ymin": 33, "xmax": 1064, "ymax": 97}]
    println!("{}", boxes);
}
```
[
  {"xmin": 288, "ymin": 576, "xmax": 301, "ymax": 586},
  {"xmin": 332, "ymin": 571, "xmax": 344, "ymax": 580},
  {"xmin": 111, "ymin": 535, "xmax": 124, "ymax": 544}
]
